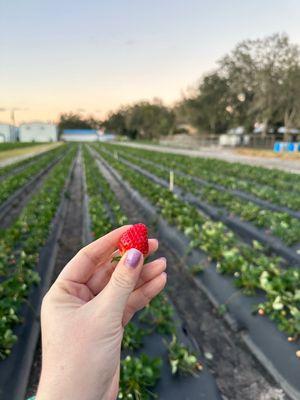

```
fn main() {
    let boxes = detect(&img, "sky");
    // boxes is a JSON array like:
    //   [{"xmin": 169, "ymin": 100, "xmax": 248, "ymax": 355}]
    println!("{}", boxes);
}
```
[{"xmin": 1, "ymin": 0, "xmax": 300, "ymax": 124}]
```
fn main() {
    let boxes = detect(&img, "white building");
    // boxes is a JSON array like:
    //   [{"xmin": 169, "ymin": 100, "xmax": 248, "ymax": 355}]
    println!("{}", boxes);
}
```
[
  {"xmin": 61, "ymin": 129, "xmax": 99, "ymax": 142},
  {"xmin": 0, "ymin": 124, "xmax": 18, "ymax": 142},
  {"xmin": 19, "ymin": 122, "xmax": 57, "ymax": 142}
]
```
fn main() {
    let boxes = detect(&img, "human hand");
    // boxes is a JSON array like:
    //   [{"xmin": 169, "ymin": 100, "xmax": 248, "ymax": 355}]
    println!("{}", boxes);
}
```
[{"xmin": 36, "ymin": 225, "xmax": 167, "ymax": 400}]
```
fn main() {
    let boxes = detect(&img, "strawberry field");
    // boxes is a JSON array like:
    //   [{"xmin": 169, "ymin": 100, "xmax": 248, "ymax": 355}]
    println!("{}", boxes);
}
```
[{"xmin": 0, "ymin": 142, "xmax": 299, "ymax": 400}]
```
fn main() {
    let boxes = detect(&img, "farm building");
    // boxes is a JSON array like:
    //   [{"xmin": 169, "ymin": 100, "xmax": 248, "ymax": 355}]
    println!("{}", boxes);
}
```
[
  {"xmin": 19, "ymin": 122, "xmax": 57, "ymax": 142},
  {"xmin": 61, "ymin": 129, "xmax": 100, "ymax": 142},
  {"xmin": 0, "ymin": 124, "xmax": 18, "ymax": 142}
]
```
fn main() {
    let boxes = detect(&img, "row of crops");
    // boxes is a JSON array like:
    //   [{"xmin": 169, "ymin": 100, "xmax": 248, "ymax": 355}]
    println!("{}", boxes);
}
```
[
  {"xmin": 0, "ymin": 143, "xmax": 218, "ymax": 400},
  {"xmin": 0, "ymin": 144, "xmax": 75, "ymax": 358},
  {"xmin": 94, "ymin": 142, "xmax": 300, "ymax": 338},
  {"xmin": 87, "ymin": 142, "xmax": 300, "ymax": 399},
  {"xmin": 0, "ymin": 141, "xmax": 298, "ymax": 399},
  {"xmin": 82, "ymin": 146, "xmax": 211, "ymax": 399}
]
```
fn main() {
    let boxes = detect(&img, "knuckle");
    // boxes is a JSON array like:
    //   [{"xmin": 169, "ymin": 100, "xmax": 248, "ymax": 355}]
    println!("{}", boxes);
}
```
[
  {"xmin": 140, "ymin": 286, "xmax": 152, "ymax": 304},
  {"xmin": 112, "ymin": 271, "xmax": 133, "ymax": 290}
]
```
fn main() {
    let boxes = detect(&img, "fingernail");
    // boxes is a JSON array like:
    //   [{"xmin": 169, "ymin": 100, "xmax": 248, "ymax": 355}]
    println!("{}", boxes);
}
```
[
  {"xmin": 125, "ymin": 249, "xmax": 142, "ymax": 268},
  {"xmin": 160, "ymin": 257, "xmax": 167, "ymax": 265}
]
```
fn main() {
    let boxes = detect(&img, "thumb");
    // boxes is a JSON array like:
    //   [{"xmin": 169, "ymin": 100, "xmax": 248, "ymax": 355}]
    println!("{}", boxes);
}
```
[{"xmin": 98, "ymin": 248, "xmax": 144, "ymax": 318}]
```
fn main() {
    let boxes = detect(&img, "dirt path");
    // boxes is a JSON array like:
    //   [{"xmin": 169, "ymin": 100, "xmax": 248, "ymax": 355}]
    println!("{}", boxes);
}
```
[
  {"xmin": 97, "ymin": 157, "xmax": 288, "ymax": 400},
  {"xmin": 25, "ymin": 150, "xmax": 84, "ymax": 399},
  {"xmin": 0, "ymin": 143, "xmax": 62, "ymax": 167},
  {"xmin": 115, "ymin": 142, "xmax": 300, "ymax": 174}
]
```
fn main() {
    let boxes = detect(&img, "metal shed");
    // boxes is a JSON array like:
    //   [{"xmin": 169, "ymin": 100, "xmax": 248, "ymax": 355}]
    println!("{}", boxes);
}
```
[
  {"xmin": 19, "ymin": 122, "xmax": 57, "ymax": 142},
  {"xmin": 61, "ymin": 129, "xmax": 99, "ymax": 142}
]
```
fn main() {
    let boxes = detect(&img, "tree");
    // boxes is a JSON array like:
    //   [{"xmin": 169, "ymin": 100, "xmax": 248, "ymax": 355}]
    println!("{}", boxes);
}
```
[
  {"xmin": 278, "ymin": 65, "xmax": 300, "ymax": 139},
  {"xmin": 125, "ymin": 102, "xmax": 175, "ymax": 139},
  {"xmin": 102, "ymin": 101, "xmax": 175, "ymax": 140},
  {"xmin": 57, "ymin": 113, "xmax": 98, "ymax": 135},
  {"xmin": 219, "ymin": 33, "xmax": 300, "ymax": 136},
  {"xmin": 102, "ymin": 110, "xmax": 131, "ymax": 137},
  {"xmin": 176, "ymin": 72, "xmax": 233, "ymax": 134}
]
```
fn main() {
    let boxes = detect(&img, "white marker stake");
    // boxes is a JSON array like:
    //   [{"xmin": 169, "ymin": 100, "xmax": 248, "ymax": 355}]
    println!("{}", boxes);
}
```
[
  {"xmin": 114, "ymin": 151, "xmax": 118, "ymax": 160},
  {"xmin": 169, "ymin": 170, "xmax": 174, "ymax": 192}
]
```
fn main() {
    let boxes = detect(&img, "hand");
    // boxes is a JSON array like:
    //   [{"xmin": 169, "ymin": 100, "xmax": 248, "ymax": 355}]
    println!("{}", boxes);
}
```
[{"xmin": 36, "ymin": 225, "xmax": 167, "ymax": 400}]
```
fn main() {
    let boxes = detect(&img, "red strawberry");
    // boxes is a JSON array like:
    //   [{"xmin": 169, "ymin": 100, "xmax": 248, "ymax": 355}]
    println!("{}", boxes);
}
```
[{"xmin": 118, "ymin": 223, "xmax": 149, "ymax": 256}]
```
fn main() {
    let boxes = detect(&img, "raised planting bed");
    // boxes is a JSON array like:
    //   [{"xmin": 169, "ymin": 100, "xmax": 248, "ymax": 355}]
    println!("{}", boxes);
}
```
[
  {"xmin": 94, "ymin": 148, "xmax": 300, "ymax": 400},
  {"xmin": 0, "ymin": 149, "xmax": 56, "ymax": 182},
  {"xmin": 0, "ymin": 145, "xmax": 67, "ymax": 209},
  {"xmin": 0, "ymin": 145, "xmax": 78, "ymax": 400},
  {"xmin": 0, "ymin": 146, "xmax": 69, "ymax": 229},
  {"xmin": 120, "ymin": 297, "xmax": 221, "ymax": 400},
  {"xmin": 103, "ymin": 142, "xmax": 300, "ymax": 213},
  {"xmin": 83, "ymin": 144, "xmax": 222, "ymax": 399},
  {"xmin": 102, "ymin": 150, "xmax": 300, "ymax": 266},
  {"xmin": 116, "ymin": 142, "xmax": 300, "ymax": 195},
  {"xmin": 26, "ymin": 147, "xmax": 86, "ymax": 398},
  {"xmin": 113, "ymin": 147, "xmax": 300, "ymax": 226}
]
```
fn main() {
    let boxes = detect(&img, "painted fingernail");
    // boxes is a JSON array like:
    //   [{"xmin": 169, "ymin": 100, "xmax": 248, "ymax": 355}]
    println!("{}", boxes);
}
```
[{"xmin": 125, "ymin": 248, "xmax": 142, "ymax": 268}]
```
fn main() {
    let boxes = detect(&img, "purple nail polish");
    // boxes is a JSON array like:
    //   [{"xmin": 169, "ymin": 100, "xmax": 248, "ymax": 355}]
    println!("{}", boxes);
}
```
[{"xmin": 125, "ymin": 248, "xmax": 142, "ymax": 268}]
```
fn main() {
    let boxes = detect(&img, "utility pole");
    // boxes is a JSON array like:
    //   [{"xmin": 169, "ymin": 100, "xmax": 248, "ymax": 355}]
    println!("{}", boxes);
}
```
[{"xmin": 10, "ymin": 109, "xmax": 17, "ymax": 141}]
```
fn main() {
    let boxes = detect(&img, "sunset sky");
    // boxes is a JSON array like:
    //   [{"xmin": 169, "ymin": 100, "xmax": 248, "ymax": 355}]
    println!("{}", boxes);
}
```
[{"xmin": 1, "ymin": 0, "xmax": 300, "ymax": 124}]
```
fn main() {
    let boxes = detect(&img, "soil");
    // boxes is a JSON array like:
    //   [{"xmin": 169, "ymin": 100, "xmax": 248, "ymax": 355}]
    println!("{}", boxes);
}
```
[
  {"xmin": 25, "ymin": 151, "xmax": 84, "ymax": 399},
  {"xmin": 97, "ymin": 158, "xmax": 289, "ymax": 400}
]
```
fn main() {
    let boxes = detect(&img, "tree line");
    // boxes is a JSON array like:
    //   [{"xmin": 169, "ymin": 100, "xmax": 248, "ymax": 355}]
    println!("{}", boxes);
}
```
[{"xmin": 58, "ymin": 33, "xmax": 300, "ymax": 139}]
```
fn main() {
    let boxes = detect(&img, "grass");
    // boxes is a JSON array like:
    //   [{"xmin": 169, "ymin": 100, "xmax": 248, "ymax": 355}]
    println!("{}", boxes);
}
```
[
  {"xmin": 0, "ymin": 143, "xmax": 62, "ymax": 162},
  {"xmin": 235, "ymin": 147, "xmax": 300, "ymax": 160}
]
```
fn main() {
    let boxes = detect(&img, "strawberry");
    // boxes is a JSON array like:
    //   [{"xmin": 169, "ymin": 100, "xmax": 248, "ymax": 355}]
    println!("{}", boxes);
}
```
[{"xmin": 118, "ymin": 223, "xmax": 149, "ymax": 256}]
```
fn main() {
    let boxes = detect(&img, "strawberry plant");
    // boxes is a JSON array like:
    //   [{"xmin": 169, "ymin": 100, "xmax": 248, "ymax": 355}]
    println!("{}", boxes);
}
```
[
  {"xmin": 139, "ymin": 294, "xmax": 176, "ymax": 335},
  {"xmin": 106, "ymin": 145, "xmax": 300, "ymax": 246},
  {"xmin": 0, "ymin": 145, "xmax": 67, "ymax": 206},
  {"xmin": 122, "ymin": 322, "xmax": 146, "ymax": 351},
  {"xmin": 0, "ymin": 149, "xmax": 52, "ymax": 179},
  {"xmin": 0, "ymin": 145, "xmax": 76, "ymax": 359},
  {"xmin": 95, "ymin": 145, "xmax": 300, "ymax": 337},
  {"xmin": 83, "ymin": 146, "xmax": 127, "ymax": 238},
  {"xmin": 104, "ymin": 143, "xmax": 300, "ymax": 211},
  {"xmin": 84, "ymin": 147, "xmax": 206, "ymax": 398},
  {"xmin": 166, "ymin": 335, "xmax": 202, "ymax": 376},
  {"xmin": 118, "ymin": 354, "xmax": 162, "ymax": 400}
]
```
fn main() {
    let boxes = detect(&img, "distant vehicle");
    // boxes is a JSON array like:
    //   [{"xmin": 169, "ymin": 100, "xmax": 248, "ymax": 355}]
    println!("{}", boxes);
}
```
[
  {"xmin": 19, "ymin": 122, "xmax": 57, "ymax": 142},
  {"xmin": 99, "ymin": 133, "xmax": 115, "ymax": 142},
  {"xmin": 277, "ymin": 127, "xmax": 300, "ymax": 134},
  {"xmin": 227, "ymin": 126, "xmax": 245, "ymax": 135}
]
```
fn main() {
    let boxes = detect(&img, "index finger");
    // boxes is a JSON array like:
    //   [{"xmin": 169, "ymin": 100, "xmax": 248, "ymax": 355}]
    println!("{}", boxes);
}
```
[{"xmin": 58, "ymin": 225, "xmax": 131, "ymax": 283}]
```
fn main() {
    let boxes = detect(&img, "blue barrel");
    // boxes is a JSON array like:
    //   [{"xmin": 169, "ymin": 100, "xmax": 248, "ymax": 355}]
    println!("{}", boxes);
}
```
[
  {"xmin": 288, "ymin": 142, "xmax": 295, "ymax": 152},
  {"xmin": 273, "ymin": 142, "xmax": 281, "ymax": 152}
]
